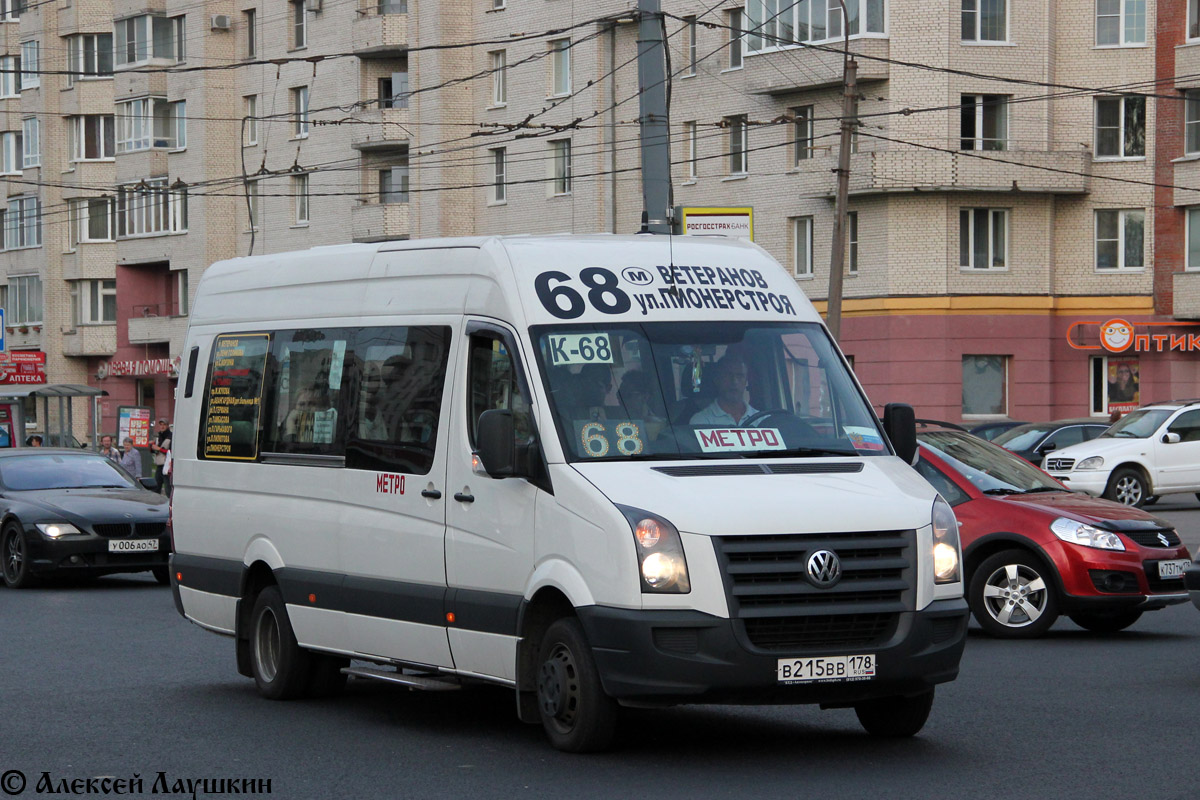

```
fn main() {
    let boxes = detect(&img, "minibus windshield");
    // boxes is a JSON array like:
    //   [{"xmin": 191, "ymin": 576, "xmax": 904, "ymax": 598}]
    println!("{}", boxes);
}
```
[{"xmin": 532, "ymin": 321, "xmax": 889, "ymax": 462}]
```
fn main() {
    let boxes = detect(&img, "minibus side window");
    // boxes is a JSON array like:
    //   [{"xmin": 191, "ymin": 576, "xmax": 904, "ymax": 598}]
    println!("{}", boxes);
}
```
[
  {"xmin": 198, "ymin": 333, "xmax": 271, "ymax": 461},
  {"xmin": 262, "ymin": 329, "xmax": 353, "ymax": 456},
  {"xmin": 344, "ymin": 325, "xmax": 451, "ymax": 475},
  {"xmin": 468, "ymin": 334, "xmax": 533, "ymax": 448}
]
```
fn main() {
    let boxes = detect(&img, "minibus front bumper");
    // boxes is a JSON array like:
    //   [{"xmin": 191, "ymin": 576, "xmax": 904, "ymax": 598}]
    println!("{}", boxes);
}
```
[{"xmin": 577, "ymin": 598, "xmax": 968, "ymax": 706}]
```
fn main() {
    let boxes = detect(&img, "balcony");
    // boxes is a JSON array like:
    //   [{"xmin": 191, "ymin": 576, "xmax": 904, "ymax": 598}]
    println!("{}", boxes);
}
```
[
  {"xmin": 62, "ymin": 325, "xmax": 117, "ymax": 357},
  {"xmin": 128, "ymin": 305, "xmax": 187, "ymax": 347},
  {"xmin": 1177, "ymin": 43, "xmax": 1200, "ymax": 90},
  {"xmin": 746, "ymin": 38, "xmax": 890, "ymax": 95},
  {"xmin": 353, "ymin": 7, "xmax": 408, "ymax": 59},
  {"xmin": 1173, "ymin": 156, "xmax": 1200, "ymax": 207},
  {"xmin": 352, "ymin": 201, "xmax": 409, "ymax": 242},
  {"xmin": 351, "ymin": 108, "xmax": 411, "ymax": 151},
  {"xmin": 2, "ymin": 325, "xmax": 42, "ymax": 350},
  {"xmin": 1173, "ymin": 272, "xmax": 1200, "ymax": 320},
  {"xmin": 810, "ymin": 148, "xmax": 1092, "ymax": 197}
]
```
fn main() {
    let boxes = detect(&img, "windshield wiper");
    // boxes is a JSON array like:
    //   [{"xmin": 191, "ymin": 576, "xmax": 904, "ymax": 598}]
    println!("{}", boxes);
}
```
[
  {"xmin": 1021, "ymin": 487, "xmax": 1064, "ymax": 494},
  {"xmin": 982, "ymin": 488, "xmax": 1022, "ymax": 495},
  {"xmin": 756, "ymin": 448, "xmax": 860, "ymax": 458}
]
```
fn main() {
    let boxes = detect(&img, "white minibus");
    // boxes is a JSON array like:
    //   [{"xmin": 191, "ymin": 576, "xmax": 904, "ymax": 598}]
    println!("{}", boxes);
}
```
[{"xmin": 170, "ymin": 235, "xmax": 967, "ymax": 751}]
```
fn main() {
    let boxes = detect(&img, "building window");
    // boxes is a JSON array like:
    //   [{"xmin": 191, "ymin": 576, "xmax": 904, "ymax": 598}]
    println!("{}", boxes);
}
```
[
  {"xmin": 0, "ymin": 131, "xmax": 21, "ymax": 175},
  {"xmin": 0, "ymin": 56, "xmax": 18, "ymax": 98},
  {"xmin": 244, "ymin": 96, "xmax": 258, "ymax": 145},
  {"xmin": 745, "ymin": 0, "xmax": 886, "ymax": 52},
  {"xmin": 728, "ymin": 8, "xmax": 744, "ymax": 69},
  {"xmin": 793, "ymin": 216, "xmax": 813, "ymax": 277},
  {"xmin": 960, "ymin": 94, "xmax": 1007, "ymax": 150},
  {"xmin": 1095, "ymin": 209, "xmax": 1145, "ymax": 270},
  {"xmin": 961, "ymin": 0, "xmax": 1006, "ymax": 42},
  {"xmin": 68, "ymin": 34, "xmax": 113, "ymax": 84},
  {"xmin": 1188, "ymin": 207, "xmax": 1200, "ymax": 270},
  {"xmin": 727, "ymin": 115, "xmax": 748, "ymax": 175},
  {"xmin": 684, "ymin": 16, "xmax": 697, "ymax": 76},
  {"xmin": 171, "ymin": 270, "xmax": 189, "ymax": 316},
  {"xmin": 379, "ymin": 0, "xmax": 407, "ymax": 12},
  {"xmin": 74, "ymin": 279, "xmax": 117, "ymax": 325},
  {"xmin": 116, "ymin": 179, "xmax": 187, "ymax": 237},
  {"xmin": 685, "ymin": 120, "xmax": 697, "ymax": 179},
  {"xmin": 1094, "ymin": 96, "xmax": 1145, "ymax": 158},
  {"xmin": 1097, "ymin": 0, "xmax": 1145, "ymax": 46},
  {"xmin": 117, "ymin": 98, "xmax": 183, "ymax": 151},
  {"xmin": 21, "ymin": 118, "xmax": 38, "ymax": 168},
  {"xmin": 247, "ymin": 179, "xmax": 260, "ymax": 230},
  {"xmin": 69, "ymin": 197, "xmax": 116, "ymax": 244},
  {"xmin": 550, "ymin": 139, "xmax": 572, "ymax": 195},
  {"xmin": 1192, "ymin": 0, "xmax": 1200, "ymax": 39},
  {"xmin": 491, "ymin": 147, "xmax": 506, "ymax": 203},
  {"xmin": 959, "ymin": 208, "xmax": 1008, "ymax": 269},
  {"xmin": 156, "ymin": 100, "xmax": 186, "ymax": 148},
  {"xmin": 244, "ymin": 9, "xmax": 256, "ymax": 59},
  {"xmin": 793, "ymin": 105, "xmax": 813, "ymax": 164},
  {"xmin": 292, "ymin": 1, "xmax": 307, "ymax": 49},
  {"xmin": 292, "ymin": 86, "xmax": 309, "ymax": 138},
  {"xmin": 493, "ymin": 0, "xmax": 506, "ymax": 9},
  {"xmin": 847, "ymin": 211, "xmax": 859, "ymax": 274},
  {"xmin": 114, "ymin": 15, "xmax": 185, "ymax": 67},
  {"xmin": 379, "ymin": 69, "xmax": 409, "ymax": 109},
  {"xmin": 1, "ymin": 0, "xmax": 19, "ymax": 22},
  {"xmin": 379, "ymin": 162, "xmax": 409, "ymax": 203},
  {"xmin": 491, "ymin": 50, "xmax": 507, "ymax": 105},
  {"xmin": 3, "ymin": 197, "xmax": 41, "ymax": 249},
  {"xmin": 19, "ymin": 40, "xmax": 37, "ymax": 89},
  {"xmin": 962, "ymin": 355, "xmax": 1007, "ymax": 416},
  {"xmin": 550, "ymin": 39, "xmax": 571, "ymax": 97},
  {"xmin": 1091, "ymin": 356, "xmax": 1140, "ymax": 415},
  {"xmin": 68, "ymin": 115, "xmax": 116, "ymax": 161},
  {"xmin": 294, "ymin": 174, "xmax": 309, "ymax": 224},
  {"xmin": 6, "ymin": 276, "xmax": 42, "ymax": 324},
  {"xmin": 1187, "ymin": 91, "xmax": 1200, "ymax": 155}
]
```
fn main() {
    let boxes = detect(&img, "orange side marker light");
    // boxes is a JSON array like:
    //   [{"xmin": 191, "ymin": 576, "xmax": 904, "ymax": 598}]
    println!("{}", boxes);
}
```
[{"xmin": 446, "ymin": 612, "xmax": 456, "ymax": 624}]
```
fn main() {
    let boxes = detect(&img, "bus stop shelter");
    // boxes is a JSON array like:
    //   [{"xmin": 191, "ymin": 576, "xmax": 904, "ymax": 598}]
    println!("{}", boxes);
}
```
[{"xmin": 0, "ymin": 384, "xmax": 107, "ymax": 448}]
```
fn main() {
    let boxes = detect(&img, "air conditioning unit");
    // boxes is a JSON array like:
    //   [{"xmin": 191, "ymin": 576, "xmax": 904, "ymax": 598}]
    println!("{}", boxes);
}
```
[
  {"xmin": 305, "ymin": 0, "xmax": 322, "ymax": 11},
  {"xmin": 210, "ymin": 14, "xmax": 231, "ymax": 31}
]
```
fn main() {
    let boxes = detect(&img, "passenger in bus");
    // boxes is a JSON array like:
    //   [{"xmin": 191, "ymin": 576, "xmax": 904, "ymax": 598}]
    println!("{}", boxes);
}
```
[
  {"xmin": 358, "ymin": 360, "xmax": 389, "ymax": 440},
  {"xmin": 689, "ymin": 356, "xmax": 758, "ymax": 426},
  {"xmin": 283, "ymin": 385, "xmax": 336, "ymax": 443},
  {"xmin": 617, "ymin": 369, "xmax": 667, "ymax": 442},
  {"xmin": 566, "ymin": 364, "xmax": 616, "ymax": 423}
]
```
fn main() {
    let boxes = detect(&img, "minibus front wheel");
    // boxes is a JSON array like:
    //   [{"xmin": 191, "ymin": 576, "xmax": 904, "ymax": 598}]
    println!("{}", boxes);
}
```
[
  {"xmin": 535, "ymin": 618, "xmax": 619, "ymax": 753},
  {"xmin": 250, "ymin": 585, "xmax": 313, "ymax": 700}
]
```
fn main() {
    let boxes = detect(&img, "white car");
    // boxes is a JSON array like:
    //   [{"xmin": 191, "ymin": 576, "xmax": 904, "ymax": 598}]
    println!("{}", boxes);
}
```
[{"xmin": 1042, "ymin": 401, "xmax": 1200, "ymax": 507}]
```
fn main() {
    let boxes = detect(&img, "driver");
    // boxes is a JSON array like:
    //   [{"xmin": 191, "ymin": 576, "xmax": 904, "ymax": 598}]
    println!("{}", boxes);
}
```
[{"xmin": 690, "ymin": 355, "xmax": 758, "ymax": 426}]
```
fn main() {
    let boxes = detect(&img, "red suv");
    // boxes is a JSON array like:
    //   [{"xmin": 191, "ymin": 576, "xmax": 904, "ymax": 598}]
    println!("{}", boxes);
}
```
[{"xmin": 915, "ymin": 429, "xmax": 1191, "ymax": 637}]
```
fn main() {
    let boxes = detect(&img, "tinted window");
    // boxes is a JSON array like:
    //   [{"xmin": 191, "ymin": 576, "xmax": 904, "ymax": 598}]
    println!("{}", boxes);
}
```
[
  {"xmin": 1168, "ymin": 409, "xmax": 1200, "ymax": 442},
  {"xmin": 1043, "ymin": 425, "xmax": 1087, "ymax": 450},
  {"xmin": 468, "ymin": 333, "xmax": 534, "ymax": 448},
  {"xmin": 918, "ymin": 431, "xmax": 1063, "ymax": 493},
  {"xmin": 1082, "ymin": 425, "xmax": 1108, "ymax": 441},
  {"xmin": 994, "ymin": 423, "xmax": 1054, "ymax": 451},
  {"xmin": 0, "ymin": 454, "xmax": 137, "ymax": 490},
  {"xmin": 201, "ymin": 333, "xmax": 271, "ymax": 460},
  {"xmin": 914, "ymin": 456, "xmax": 971, "ymax": 506}
]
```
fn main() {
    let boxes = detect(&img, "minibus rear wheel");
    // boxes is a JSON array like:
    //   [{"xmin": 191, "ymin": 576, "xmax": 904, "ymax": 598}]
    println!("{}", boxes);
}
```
[
  {"xmin": 250, "ymin": 585, "xmax": 312, "ymax": 700},
  {"xmin": 854, "ymin": 689, "xmax": 934, "ymax": 737},
  {"xmin": 535, "ymin": 618, "xmax": 618, "ymax": 753}
]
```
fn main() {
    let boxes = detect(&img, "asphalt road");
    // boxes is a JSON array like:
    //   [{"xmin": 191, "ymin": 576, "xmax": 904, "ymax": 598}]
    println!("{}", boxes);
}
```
[{"xmin": 3, "ymin": 502, "xmax": 1200, "ymax": 800}]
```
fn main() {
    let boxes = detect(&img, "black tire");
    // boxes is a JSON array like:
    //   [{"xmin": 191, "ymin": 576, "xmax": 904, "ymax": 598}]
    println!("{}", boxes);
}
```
[
  {"xmin": 854, "ymin": 690, "xmax": 934, "ymax": 738},
  {"xmin": 2, "ymin": 523, "xmax": 35, "ymax": 589},
  {"xmin": 307, "ymin": 654, "xmax": 350, "ymax": 698},
  {"xmin": 535, "ymin": 617, "xmax": 619, "ymax": 753},
  {"xmin": 151, "ymin": 566, "xmax": 171, "ymax": 586},
  {"xmin": 1105, "ymin": 468, "xmax": 1148, "ymax": 507},
  {"xmin": 1068, "ymin": 610, "xmax": 1143, "ymax": 633},
  {"xmin": 249, "ymin": 585, "xmax": 312, "ymax": 700},
  {"xmin": 969, "ymin": 549, "xmax": 1060, "ymax": 638}
]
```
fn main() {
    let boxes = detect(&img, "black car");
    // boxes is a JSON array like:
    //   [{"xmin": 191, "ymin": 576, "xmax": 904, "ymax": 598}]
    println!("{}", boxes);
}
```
[
  {"xmin": 993, "ymin": 418, "xmax": 1110, "ymax": 465},
  {"xmin": 0, "ymin": 449, "xmax": 170, "ymax": 588},
  {"xmin": 968, "ymin": 420, "xmax": 1028, "ymax": 441}
]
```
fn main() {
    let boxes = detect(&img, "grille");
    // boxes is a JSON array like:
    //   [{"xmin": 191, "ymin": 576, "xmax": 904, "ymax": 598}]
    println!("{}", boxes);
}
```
[
  {"xmin": 1122, "ymin": 529, "xmax": 1181, "ymax": 548},
  {"xmin": 714, "ymin": 531, "xmax": 914, "ymax": 651},
  {"xmin": 1044, "ymin": 458, "xmax": 1075, "ymax": 472},
  {"xmin": 653, "ymin": 462, "xmax": 863, "ymax": 478},
  {"xmin": 93, "ymin": 523, "xmax": 133, "ymax": 538},
  {"xmin": 930, "ymin": 616, "xmax": 962, "ymax": 644},
  {"xmin": 136, "ymin": 522, "xmax": 167, "ymax": 537}
]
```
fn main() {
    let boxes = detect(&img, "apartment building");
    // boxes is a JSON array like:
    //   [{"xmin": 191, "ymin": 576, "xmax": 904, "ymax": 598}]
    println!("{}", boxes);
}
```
[{"xmin": 2, "ymin": 0, "xmax": 1198, "ymax": 443}]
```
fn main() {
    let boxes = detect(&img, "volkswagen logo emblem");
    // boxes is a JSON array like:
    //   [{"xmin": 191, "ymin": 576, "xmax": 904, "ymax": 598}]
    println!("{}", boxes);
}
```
[
  {"xmin": 806, "ymin": 550, "xmax": 841, "ymax": 588},
  {"xmin": 1157, "ymin": 532, "xmax": 1170, "ymax": 547}
]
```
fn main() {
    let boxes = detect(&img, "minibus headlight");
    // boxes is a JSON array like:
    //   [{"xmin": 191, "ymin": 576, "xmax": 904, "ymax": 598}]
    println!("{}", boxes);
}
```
[
  {"xmin": 931, "ymin": 497, "xmax": 961, "ymax": 584},
  {"xmin": 617, "ymin": 505, "xmax": 691, "ymax": 594},
  {"xmin": 36, "ymin": 523, "xmax": 81, "ymax": 538}
]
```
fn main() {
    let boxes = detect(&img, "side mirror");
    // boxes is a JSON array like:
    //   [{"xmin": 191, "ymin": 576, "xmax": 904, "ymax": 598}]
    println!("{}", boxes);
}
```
[
  {"xmin": 139, "ymin": 477, "xmax": 158, "ymax": 491},
  {"xmin": 476, "ymin": 409, "xmax": 515, "ymax": 478},
  {"xmin": 1037, "ymin": 441, "xmax": 1057, "ymax": 454},
  {"xmin": 883, "ymin": 403, "xmax": 918, "ymax": 465},
  {"xmin": 1163, "ymin": 432, "xmax": 1182, "ymax": 444}
]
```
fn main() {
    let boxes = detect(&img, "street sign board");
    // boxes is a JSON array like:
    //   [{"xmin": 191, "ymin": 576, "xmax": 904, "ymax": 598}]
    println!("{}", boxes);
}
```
[{"xmin": 677, "ymin": 207, "xmax": 754, "ymax": 241}]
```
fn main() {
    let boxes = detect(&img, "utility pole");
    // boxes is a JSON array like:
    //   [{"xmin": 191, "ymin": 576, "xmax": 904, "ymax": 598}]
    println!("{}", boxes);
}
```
[
  {"xmin": 827, "ymin": 1, "xmax": 858, "ymax": 341},
  {"xmin": 637, "ymin": 0, "xmax": 672, "ymax": 234}
]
